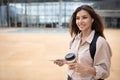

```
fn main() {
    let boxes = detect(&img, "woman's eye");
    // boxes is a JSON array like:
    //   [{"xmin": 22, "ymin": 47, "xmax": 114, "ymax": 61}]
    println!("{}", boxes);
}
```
[
  {"xmin": 83, "ymin": 16, "xmax": 88, "ymax": 19},
  {"xmin": 76, "ymin": 17, "xmax": 80, "ymax": 20}
]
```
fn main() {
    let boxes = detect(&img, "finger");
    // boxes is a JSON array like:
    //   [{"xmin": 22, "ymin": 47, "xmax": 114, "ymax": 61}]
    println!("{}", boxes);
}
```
[{"xmin": 68, "ymin": 65, "xmax": 75, "ymax": 70}]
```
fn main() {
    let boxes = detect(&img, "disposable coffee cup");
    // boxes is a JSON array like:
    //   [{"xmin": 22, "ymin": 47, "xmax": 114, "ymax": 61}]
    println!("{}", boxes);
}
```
[{"xmin": 65, "ymin": 53, "xmax": 76, "ymax": 64}]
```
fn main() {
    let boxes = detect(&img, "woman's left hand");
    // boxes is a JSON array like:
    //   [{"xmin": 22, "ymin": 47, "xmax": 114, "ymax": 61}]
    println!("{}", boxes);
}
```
[
  {"xmin": 68, "ymin": 63, "xmax": 88, "ymax": 74},
  {"xmin": 68, "ymin": 62, "xmax": 96, "ymax": 75}
]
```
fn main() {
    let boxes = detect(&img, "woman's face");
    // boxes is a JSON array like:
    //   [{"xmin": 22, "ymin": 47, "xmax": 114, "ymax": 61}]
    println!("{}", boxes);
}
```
[{"xmin": 76, "ymin": 10, "xmax": 93, "ymax": 32}]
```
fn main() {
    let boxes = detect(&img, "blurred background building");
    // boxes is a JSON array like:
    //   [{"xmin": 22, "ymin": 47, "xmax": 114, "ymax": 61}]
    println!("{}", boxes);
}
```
[{"xmin": 0, "ymin": 0, "xmax": 120, "ymax": 28}]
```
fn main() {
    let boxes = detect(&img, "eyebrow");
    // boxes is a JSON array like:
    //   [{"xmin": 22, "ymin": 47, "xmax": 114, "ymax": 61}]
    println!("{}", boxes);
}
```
[{"xmin": 76, "ymin": 14, "xmax": 88, "ymax": 17}]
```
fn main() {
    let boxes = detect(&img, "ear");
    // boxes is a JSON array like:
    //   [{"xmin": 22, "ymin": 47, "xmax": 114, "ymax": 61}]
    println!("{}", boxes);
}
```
[{"xmin": 92, "ymin": 19, "xmax": 94, "ymax": 23}]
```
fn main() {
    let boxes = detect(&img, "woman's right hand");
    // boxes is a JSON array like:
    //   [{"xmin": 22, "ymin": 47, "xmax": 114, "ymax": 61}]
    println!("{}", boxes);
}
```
[{"xmin": 54, "ymin": 59, "xmax": 65, "ymax": 67}]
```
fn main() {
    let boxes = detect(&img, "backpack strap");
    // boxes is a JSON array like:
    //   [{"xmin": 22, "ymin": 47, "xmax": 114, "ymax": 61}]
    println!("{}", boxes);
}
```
[{"xmin": 89, "ymin": 32, "xmax": 99, "ymax": 61}]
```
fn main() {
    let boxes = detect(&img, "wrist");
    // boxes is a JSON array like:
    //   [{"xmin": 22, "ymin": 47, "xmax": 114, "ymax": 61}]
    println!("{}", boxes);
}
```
[{"xmin": 85, "ymin": 67, "xmax": 96, "ymax": 75}]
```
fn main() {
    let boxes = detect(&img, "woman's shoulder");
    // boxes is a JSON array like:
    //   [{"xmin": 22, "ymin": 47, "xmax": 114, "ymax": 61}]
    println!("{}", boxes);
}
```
[
  {"xmin": 96, "ymin": 36, "xmax": 112, "ymax": 57},
  {"xmin": 98, "ymin": 36, "xmax": 106, "ymax": 42},
  {"xmin": 97, "ymin": 36, "xmax": 110, "ymax": 47}
]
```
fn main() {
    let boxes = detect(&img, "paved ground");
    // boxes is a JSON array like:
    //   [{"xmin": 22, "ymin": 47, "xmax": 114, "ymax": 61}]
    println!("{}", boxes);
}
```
[{"xmin": 0, "ymin": 28, "xmax": 119, "ymax": 80}]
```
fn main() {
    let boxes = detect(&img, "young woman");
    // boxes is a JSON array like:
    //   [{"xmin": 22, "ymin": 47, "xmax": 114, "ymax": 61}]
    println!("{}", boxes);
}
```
[{"xmin": 54, "ymin": 5, "xmax": 112, "ymax": 80}]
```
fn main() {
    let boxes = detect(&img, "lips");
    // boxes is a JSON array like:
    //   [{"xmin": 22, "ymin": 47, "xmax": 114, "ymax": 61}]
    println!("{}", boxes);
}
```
[
  {"xmin": 78, "ymin": 23, "xmax": 85, "ymax": 28},
  {"xmin": 79, "ymin": 25, "xmax": 84, "ymax": 27},
  {"xmin": 80, "ymin": 26, "xmax": 84, "ymax": 29}
]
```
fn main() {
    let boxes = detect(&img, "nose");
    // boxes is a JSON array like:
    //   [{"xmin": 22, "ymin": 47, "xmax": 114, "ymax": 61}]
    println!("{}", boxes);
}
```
[{"xmin": 77, "ymin": 19, "xmax": 82, "ymax": 24}]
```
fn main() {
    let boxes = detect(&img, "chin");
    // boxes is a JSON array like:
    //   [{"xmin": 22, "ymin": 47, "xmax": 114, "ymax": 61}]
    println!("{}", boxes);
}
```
[{"xmin": 79, "ymin": 28, "xmax": 85, "ymax": 31}]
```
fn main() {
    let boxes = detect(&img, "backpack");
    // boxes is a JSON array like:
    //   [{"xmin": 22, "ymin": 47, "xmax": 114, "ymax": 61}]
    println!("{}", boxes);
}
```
[{"xmin": 68, "ymin": 32, "xmax": 104, "ymax": 80}]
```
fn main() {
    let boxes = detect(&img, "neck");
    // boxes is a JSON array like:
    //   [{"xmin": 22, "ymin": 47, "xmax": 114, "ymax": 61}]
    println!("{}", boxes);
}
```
[{"xmin": 81, "ymin": 29, "xmax": 92, "ymax": 38}]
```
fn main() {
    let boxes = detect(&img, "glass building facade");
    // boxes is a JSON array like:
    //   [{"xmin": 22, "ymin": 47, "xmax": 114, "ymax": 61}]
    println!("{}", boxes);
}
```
[{"xmin": 0, "ymin": 0, "xmax": 120, "ymax": 28}]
